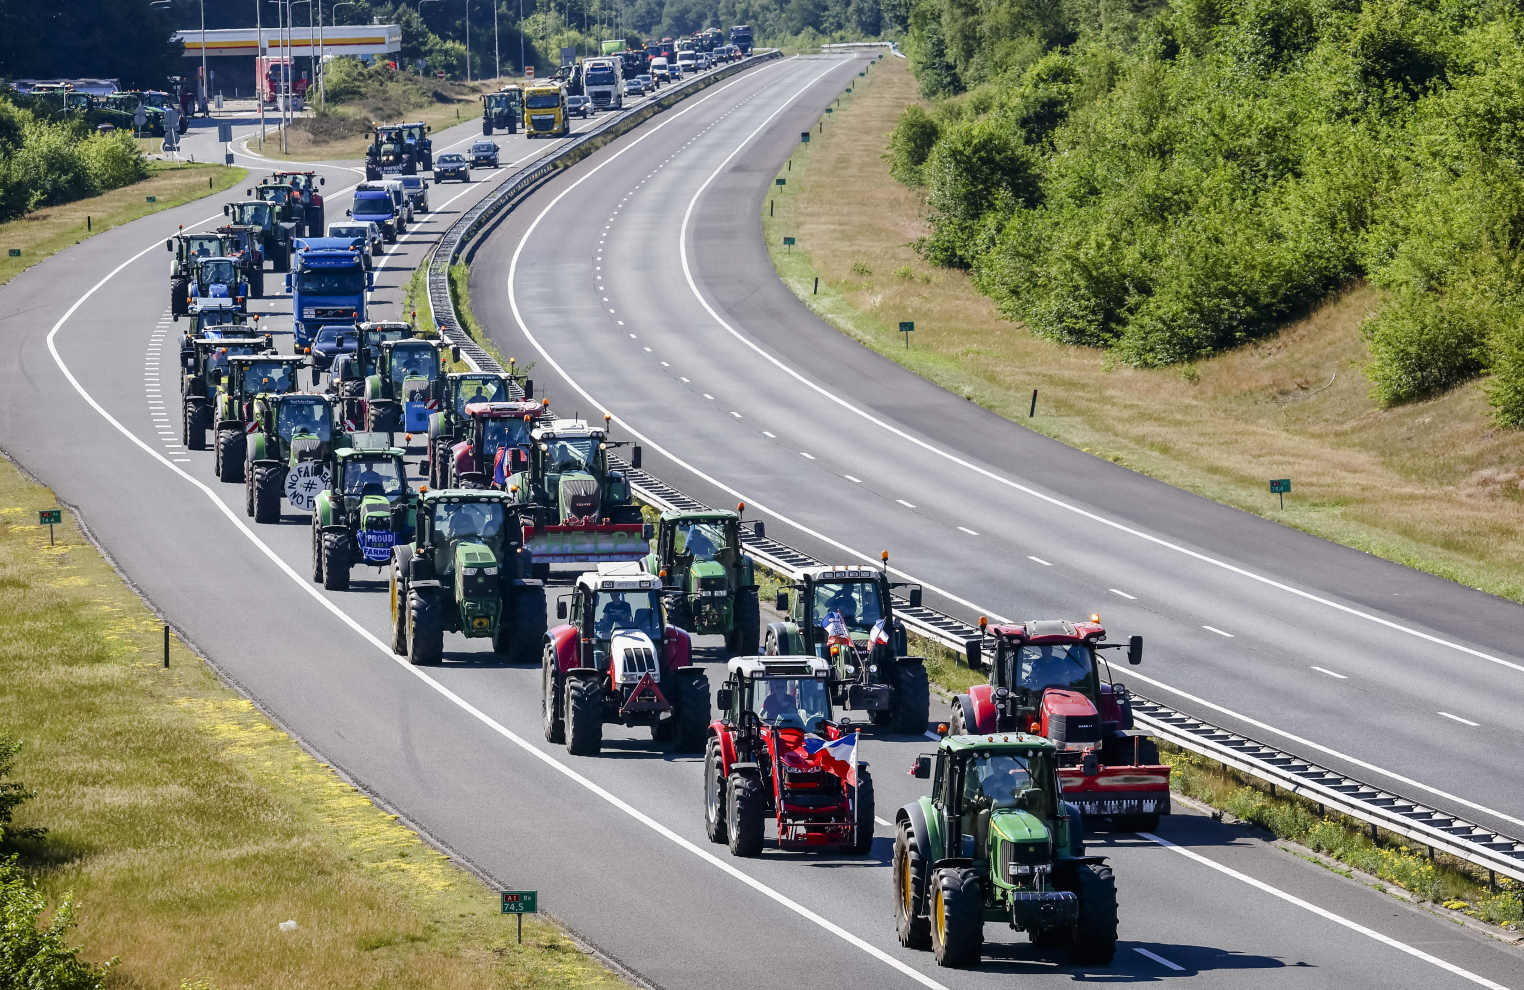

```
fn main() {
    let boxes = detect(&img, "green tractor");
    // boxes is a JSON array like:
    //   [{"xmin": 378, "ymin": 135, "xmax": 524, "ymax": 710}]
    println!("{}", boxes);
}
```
[
  {"xmin": 426, "ymin": 370, "xmax": 530, "ymax": 488},
  {"xmin": 166, "ymin": 229, "xmax": 230, "ymax": 317},
  {"xmin": 312, "ymin": 436, "xmax": 416, "ymax": 591},
  {"xmin": 180, "ymin": 332, "xmax": 274, "ymax": 450},
  {"xmin": 388, "ymin": 490, "xmax": 547, "ymax": 664},
  {"xmin": 482, "ymin": 87, "xmax": 522, "ymax": 134},
  {"xmin": 644, "ymin": 508, "xmax": 763, "ymax": 655},
  {"xmin": 223, "ymin": 199, "xmax": 295, "ymax": 271},
  {"xmin": 211, "ymin": 355, "xmax": 307, "ymax": 483},
  {"xmin": 894, "ymin": 733, "xmax": 1118, "ymax": 967},
  {"xmin": 364, "ymin": 337, "xmax": 454, "ymax": 436},
  {"xmin": 243, "ymin": 392, "xmax": 344, "ymax": 523},
  {"xmin": 767, "ymin": 561, "xmax": 930, "ymax": 734}
]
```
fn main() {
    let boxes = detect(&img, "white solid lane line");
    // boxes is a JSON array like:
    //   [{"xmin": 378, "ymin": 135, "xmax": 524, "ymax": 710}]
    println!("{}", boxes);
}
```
[
  {"xmin": 1202, "ymin": 625, "xmax": 1235, "ymax": 638},
  {"xmin": 1311, "ymin": 666, "xmax": 1348, "ymax": 679},
  {"xmin": 1142, "ymin": 832, "xmax": 1509, "ymax": 989},
  {"xmin": 1132, "ymin": 947, "xmax": 1185, "ymax": 972},
  {"xmin": 1438, "ymin": 712, "xmax": 1480, "ymax": 727}
]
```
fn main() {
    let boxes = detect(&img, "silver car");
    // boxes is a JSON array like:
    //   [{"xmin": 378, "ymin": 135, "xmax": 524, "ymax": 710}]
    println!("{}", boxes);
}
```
[{"xmin": 326, "ymin": 220, "xmax": 383, "ymax": 260}]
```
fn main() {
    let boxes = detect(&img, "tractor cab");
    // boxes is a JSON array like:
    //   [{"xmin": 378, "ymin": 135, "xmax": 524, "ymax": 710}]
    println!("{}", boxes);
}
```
[
  {"xmin": 183, "ymin": 331, "xmax": 269, "ymax": 396},
  {"xmin": 951, "ymin": 619, "xmax": 1168, "ymax": 830},
  {"xmin": 226, "ymin": 200, "xmax": 275, "ymax": 231},
  {"xmin": 513, "ymin": 418, "xmax": 641, "ymax": 525},
  {"xmin": 168, "ymin": 231, "xmax": 227, "ymax": 273},
  {"xmin": 190, "ymin": 256, "xmax": 247, "ymax": 300},
  {"xmin": 718, "ymin": 656, "xmax": 837, "ymax": 735},
  {"xmin": 255, "ymin": 392, "xmax": 338, "ymax": 460},
  {"xmin": 270, "ymin": 170, "xmax": 323, "ymax": 201},
  {"xmin": 450, "ymin": 400, "xmax": 544, "ymax": 488},
  {"xmin": 559, "ymin": 565, "xmax": 670, "ymax": 668},
  {"xmin": 220, "ymin": 355, "xmax": 305, "ymax": 406},
  {"xmin": 411, "ymin": 490, "xmax": 532, "ymax": 638},
  {"xmin": 367, "ymin": 125, "xmax": 414, "ymax": 177},
  {"xmin": 365, "ymin": 338, "xmax": 452, "ymax": 433},
  {"xmin": 313, "ymin": 442, "xmax": 415, "ymax": 576},
  {"xmin": 398, "ymin": 121, "xmax": 432, "ymax": 168},
  {"xmin": 646, "ymin": 509, "xmax": 762, "ymax": 653},
  {"xmin": 427, "ymin": 373, "xmax": 525, "ymax": 487},
  {"xmin": 184, "ymin": 299, "xmax": 250, "ymax": 334},
  {"xmin": 244, "ymin": 392, "xmax": 343, "ymax": 523}
]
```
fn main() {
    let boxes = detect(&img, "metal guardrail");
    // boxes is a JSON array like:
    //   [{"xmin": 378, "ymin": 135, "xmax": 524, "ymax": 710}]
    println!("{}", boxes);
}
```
[
  {"xmin": 417, "ymin": 44, "xmax": 1524, "ymax": 890},
  {"xmin": 426, "ymin": 49, "xmax": 784, "ymax": 370}
]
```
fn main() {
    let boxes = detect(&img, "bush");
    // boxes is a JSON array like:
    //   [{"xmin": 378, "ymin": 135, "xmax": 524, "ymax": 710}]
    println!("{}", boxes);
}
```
[
  {"xmin": 0, "ymin": 95, "xmax": 149, "ymax": 222},
  {"xmin": 0, "ymin": 737, "xmax": 43, "ymax": 848},
  {"xmin": 77, "ymin": 130, "xmax": 148, "ymax": 191},
  {"xmin": 886, "ymin": 104, "xmax": 940, "ymax": 185},
  {"xmin": 0, "ymin": 858, "xmax": 113, "ymax": 990},
  {"xmin": 1363, "ymin": 290, "xmax": 1491, "ymax": 404}
]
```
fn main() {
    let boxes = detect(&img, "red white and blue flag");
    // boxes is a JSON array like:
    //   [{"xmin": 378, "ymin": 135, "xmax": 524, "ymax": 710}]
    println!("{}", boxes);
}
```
[{"xmin": 801, "ymin": 731, "xmax": 858, "ymax": 787}]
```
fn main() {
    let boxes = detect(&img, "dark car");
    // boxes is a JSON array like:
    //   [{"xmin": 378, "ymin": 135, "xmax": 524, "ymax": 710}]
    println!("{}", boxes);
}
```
[
  {"xmin": 310, "ymin": 323, "xmax": 359, "ymax": 373},
  {"xmin": 567, "ymin": 95, "xmax": 592, "ymax": 118},
  {"xmin": 434, "ymin": 153, "xmax": 470, "ymax": 182},
  {"xmin": 469, "ymin": 141, "xmax": 500, "ymax": 168}
]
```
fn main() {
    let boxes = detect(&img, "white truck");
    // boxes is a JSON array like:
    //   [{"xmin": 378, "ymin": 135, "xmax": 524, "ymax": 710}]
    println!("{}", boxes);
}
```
[{"xmin": 582, "ymin": 57, "xmax": 623, "ymax": 111}]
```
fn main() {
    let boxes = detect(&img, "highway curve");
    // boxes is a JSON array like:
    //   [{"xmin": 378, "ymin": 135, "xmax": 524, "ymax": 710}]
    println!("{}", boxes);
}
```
[{"xmin": 0, "ymin": 56, "xmax": 1519, "ymax": 990}]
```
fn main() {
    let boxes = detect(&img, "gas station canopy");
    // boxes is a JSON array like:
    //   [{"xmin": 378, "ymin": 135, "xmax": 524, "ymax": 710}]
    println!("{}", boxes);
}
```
[{"xmin": 173, "ymin": 25, "xmax": 402, "ymax": 58}]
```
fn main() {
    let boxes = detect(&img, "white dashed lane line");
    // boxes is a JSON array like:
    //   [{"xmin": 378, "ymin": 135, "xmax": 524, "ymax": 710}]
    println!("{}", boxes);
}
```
[
  {"xmin": 957, "ymin": 526, "xmax": 978, "ymax": 536},
  {"xmin": 1311, "ymin": 666, "xmax": 1348, "ymax": 679},
  {"xmin": 1109, "ymin": 588, "xmax": 1137, "ymax": 599},
  {"xmin": 1203, "ymin": 625, "xmax": 1235, "ymax": 638},
  {"xmin": 1028, "ymin": 556, "xmax": 1051, "ymax": 566},
  {"xmin": 1438, "ymin": 712, "xmax": 1480, "ymax": 727},
  {"xmin": 1133, "ymin": 948, "xmax": 1186, "ymax": 972}
]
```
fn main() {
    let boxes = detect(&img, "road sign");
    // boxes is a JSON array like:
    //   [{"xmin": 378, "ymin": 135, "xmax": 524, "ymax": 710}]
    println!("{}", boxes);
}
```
[
  {"xmin": 218, "ymin": 122, "xmax": 233, "ymax": 142},
  {"xmin": 775, "ymin": 178, "xmax": 785, "ymax": 186},
  {"xmin": 39, "ymin": 508, "xmax": 60, "ymax": 545},
  {"xmin": 284, "ymin": 462, "xmax": 331, "ymax": 512},
  {"xmin": 899, "ymin": 321, "xmax": 914, "ymax": 349},
  {"xmin": 501, "ymin": 890, "xmax": 538, "ymax": 913},
  {"xmin": 146, "ymin": 196, "xmax": 157, "ymax": 203},
  {"xmin": 134, "ymin": 107, "xmax": 147, "ymax": 130},
  {"xmin": 525, "ymin": 65, "xmax": 535, "ymax": 79},
  {"xmin": 782, "ymin": 236, "xmax": 795, "ymax": 247},
  {"xmin": 1270, "ymin": 478, "xmax": 1290, "ymax": 509},
  {"xmin": 800, "ymin": 132, "xmax": 810, "ymax": 143},
  {"xmin": 7, "ymin": 249, "xmax": 19, "ymax": 257},
  {"xmin": 437, "ymin": 70, "xmax": 446, "ymax": 79}
]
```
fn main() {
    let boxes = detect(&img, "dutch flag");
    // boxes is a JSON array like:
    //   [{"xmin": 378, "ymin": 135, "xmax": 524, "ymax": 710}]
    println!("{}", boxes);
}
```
[{"xmin": 801, "ymin": 731, "xmax": 858, "ymax": 787}]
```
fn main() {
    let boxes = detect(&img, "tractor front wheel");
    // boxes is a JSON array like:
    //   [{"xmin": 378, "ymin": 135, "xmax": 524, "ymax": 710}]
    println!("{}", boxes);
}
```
[
  {"xmin": 311, "ymin": 520, "xmax": 325, "ymax": 584},
  {"xmin": 252, "ymin": 464, "xmax": 281, "ymax": 523},
  {"xmin": 703, "ymin": 737, "xmax": 727, "ymax": 844},
  {"xmin": 215, "ymin": 430, "xmax": 245, "ymax": 482},
  {"xmin": 250, "ymin": 268, "xmax": 264, "ymax": 298},
  {"xmin": 542, "ymin": 646, "xmax": 565, "ymax": 743},
  {"xmin": 389, "ymin": 547, "xmax": 411, "ymax": 655},
  {"xmin": 431, "ymin": 440, "xmax": 451, "ymax": 489},
  {"xmin": 948, "ymin": 700, "xmax": 969, "ymax": 737},
  {"xmin": 494, "ymin": 583, "xmax": 546, "ymax": 663},
  {"xmin": 673, "ymin": 670, "xmax": 710, "ymax": 753},
  {"xmin": 894, "ymin": 821, "xmax": 932, "ymax": 949},
  {"xmin": 731, "ymin": 586, "xmax": 760, "ymax": 656},
  {"xmin": 848, "ymin": 768, "xmax": 875, "ymax": 854},
  {"xmin": 930, "ymin": 867, "xmax": 983, "ymax": 967},
  {"xmin": 408, "ymin": 589, "xmax": 443, "ymax": 665},
  {"xmin": 171, "ymin": 276, "xmax": 190, "ymax": 317},
  {"xmin": 1067, "ymin": 862, "xmax": 1118, "ymax": 965},
  {"xmin": 565, "ymin": 676, "xmax": 603, "ymax": 756},
  {"xmin": 184, "ymin": 405, "xmax": 206, "ymax": 450},
  {"xmin": 322, "ymin": 530, "xmax": 350, "ymax": 591},
  {"xmin": 725, "ymin": 774, "xmax": 764, "ymax": 857},
  {"xmin": 892, "ymin": 660, "xmax": 931, "ymax": 735}
]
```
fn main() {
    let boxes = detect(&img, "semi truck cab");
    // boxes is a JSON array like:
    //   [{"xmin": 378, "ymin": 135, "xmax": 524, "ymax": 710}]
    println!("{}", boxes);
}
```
[
  {"xmin": 524, "ymin": 84, "xmax": 569, "ymax": 137},
  {"xmin": 286, "ymin": 239, "xmax": 372, "ymax": 350}
]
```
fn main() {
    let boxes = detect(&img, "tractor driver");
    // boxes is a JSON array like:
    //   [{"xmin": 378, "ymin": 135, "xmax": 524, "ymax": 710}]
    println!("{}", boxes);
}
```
[
  {"xmin": 350, "ymin": 462, "xmax": 386, "ymax": 495},
  {"xmin": 595, "ymin": 595, "xmax": 634, "ymax": 638},
  {"xmin": 677, "ymin": 523, "xmax": 718, "ymax": 560},
  {"xmin": 819, "ymin": 584, "xmax": 861, "ymax": 632},
  {"xmin": 760, "ymin": 679, "xmax": 799, "ymax": 723}
]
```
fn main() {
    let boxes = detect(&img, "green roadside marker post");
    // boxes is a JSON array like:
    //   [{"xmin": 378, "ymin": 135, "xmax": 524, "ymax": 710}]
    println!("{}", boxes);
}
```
[
  {"xmin": 899, "ymin": 321, "xmax": 914, "ymax": 349},
  {"xmin": 7, "ymin": 249, "xmax": 19, "ymax": 258},
  {"xmin": 501, "ymin": 890, "xmax": 538, "ymax": 944},
  {"xmin": 1270, "ymin": 478, "xmax": 1291, "ymax": 509},
  {"xmin": 146, "ymin": 195, "xmax": 157, "ymax": 203},
  {"xmin": 38, "ymin": 508, "xmax": 60, "ymax": 546},
  {"xmin": 783, "ymin": 236, "xmax": 795, "ymax": 251}
]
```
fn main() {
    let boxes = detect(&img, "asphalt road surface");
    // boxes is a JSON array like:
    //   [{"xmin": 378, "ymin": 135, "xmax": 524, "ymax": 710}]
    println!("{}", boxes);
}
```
[{"xmin": 0, "ymin": 56, "xmax": 1519, "ymax": 990}]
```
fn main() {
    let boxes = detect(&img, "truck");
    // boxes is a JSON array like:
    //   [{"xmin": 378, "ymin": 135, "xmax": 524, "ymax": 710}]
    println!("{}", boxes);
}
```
[
  {"xmin": 543, "ymin": 563, "xmax": 708, "ymax": 754},
  {"xmin": 210, "ymin": 355, "xmax": 307, "ymax": 482},
  {"xmin": 264, "ymin": 171, "xmax": 327, "ymax": 236},
  {"xmin": 312, "ymin": 435, "xmax": 417, "ymax": 590},
  {"xmin": 729, "ymin": 25, "xmax": 753, "ymax": 55},
  {"xmin": 285, "ymin": 238, "xmax": 372, "ymax": 350},
  {"xmin": 949, "ymin": 618, "xmax": 1170, "ymax": 832},
  {"xmin": 426, "ymin": 372, "xmax": 528, "ymax": 487},
  {"xmin": 243, "ymin": 391, "xmax": 344, "ymax": 523},
  {"xmin": 703, "ymin": 656, "xmax": 873, "ymax": 856},
  {"xmin": 503, "ymin": 417, "xmax": 647, "ymax": 574},
  {"xmin": 582, "ymin": 57, "xmax": 623, "ymax": 111},
  {"xmin": 166, "ymin": 230, "xmax": 229, "ymax": 317},
  {"xmin": 894, "ymin": 731, "xmax": 1118, "ymax": 967},
  {"xmin": 256, "ymin": 56, "xmax": 310, "ymax": 104},
  {"xmin": 223, "ymin": 198, "xmax": 296, "ymax": 271},
  {"xmin": 445, "ymin": 399, "xmax": 546, "ymax": 489},
  {"xmin": 365, "ymin": 124, "xmax": 420, "ymax": 179},
  {"xmin": 766, "ymin": 561, "xmax": 931, "ymax": 734},
  {"xmin": 389, "ymin": 489, "xmax": 547, "ymax": 665},
  {"xmin": 645, "ymin": 508, "xmax": 762, "ymax": 655},
  {"xmin": 523, "ymin": 83, "xmax": 569, "ymax": 137},
  {"xmin": 482, "ymin": 86, "xmax": 522, "ymax": 134}
]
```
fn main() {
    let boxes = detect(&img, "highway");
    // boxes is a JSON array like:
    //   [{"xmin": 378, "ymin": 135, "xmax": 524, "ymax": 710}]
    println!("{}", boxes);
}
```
[{"xmin": 0, "ymin": 54, "xmax": 1519, "ymax": 989}]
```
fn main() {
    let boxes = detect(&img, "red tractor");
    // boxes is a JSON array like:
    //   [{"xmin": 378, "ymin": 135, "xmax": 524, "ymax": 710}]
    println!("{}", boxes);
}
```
[
  {"xmin": 704, "ymin": 656, "xmax": 874, "ymax": 857},
  {"xmin": 949, "ymin": 618, "xmax": 1170, "ymax": 831},
  {"xmin": 447, "ymin": 400, "xmax": 546, "ymax": 489},
  {"xmin": 542, "ymin": 564, "xmax": 709, "ymax": 756}
]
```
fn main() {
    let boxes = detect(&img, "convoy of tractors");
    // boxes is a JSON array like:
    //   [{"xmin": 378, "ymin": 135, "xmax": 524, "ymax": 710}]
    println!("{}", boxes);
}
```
[{"xmin": 158, "ymin": 70, "xmax": 1155, "ymax": 968}]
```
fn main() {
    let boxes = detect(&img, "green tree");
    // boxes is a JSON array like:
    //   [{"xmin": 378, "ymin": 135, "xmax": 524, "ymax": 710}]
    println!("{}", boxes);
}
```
[{"xmin": 0, "ymin": 859, "xmax": 114, "ymax": 990}]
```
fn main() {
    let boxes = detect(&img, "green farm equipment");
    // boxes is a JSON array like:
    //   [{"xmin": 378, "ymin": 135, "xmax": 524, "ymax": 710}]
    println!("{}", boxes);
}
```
[
  {"xmin": 388, "ymin": 490, "xmax": 546, "ymax": 664},
  {"xmin": 767, "ymin": 561, "xmax": 930, "ymax": 733},
  {"xmin": 645, "ymin": 508, "xmax": 762, "ymax": 654},
  {"xmin": 210, "ymin": 355, "xmax": 306, "ymax": 483},
  {"xmin": 482, "ymin": 87, "xmax": 522, "ymax": 134},
  {"xmin": 215, "ymin": 223, "xmax": 267, "ymax": 297},
  {"xmin": 312, "ymin": 436, "xmax": 417, "ymax": 591},
  {"xmin": 180, "ymin": 332, "xmax": 274, "ymax": 450},
  {"xmin": 243, "ymin": 392, "xmax": 343, "ymax": 523},
  {"xmin": 363, "ymin": 337, "xmax": 454, "ymax": 435},
  {"xmin": 365, "ymin": 124, "xmax": 421, "ymax": 179},
  {"xmin": 223, "ymin": 198, "xmax": 296, "ymax": 271},
  {"xmin": 264, "ymin": 170, "xmax": 327, "ymax": 236},
  {"xmin": 894, "ymin": 733, "xmax": 1118, "ymax": 967},
  {"xmin": 426, "ymin": 371, "xmax": 530, "ymax": 488},
  {"xmin": 443, "ymin": 399, "xmax": 546, "ymax": 490}
]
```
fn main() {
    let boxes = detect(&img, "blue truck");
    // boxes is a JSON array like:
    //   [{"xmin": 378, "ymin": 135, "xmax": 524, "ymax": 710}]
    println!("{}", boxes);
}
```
[{"xmin": 286, "ymin": 238, "xmax": 372, "ymax": 351}]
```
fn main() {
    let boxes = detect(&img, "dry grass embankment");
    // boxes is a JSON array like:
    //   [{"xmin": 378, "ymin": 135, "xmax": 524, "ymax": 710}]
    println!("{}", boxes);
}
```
[
  {"xmin": 765, "ymin": 56, "xmax": 1524, "ymax": 604},
  {"xmin": 0, "ymin": 454, "xmax": 626, "ymax": 990},
  {"xmin": 0, "ymin": 161, "xmax": 246, "ymax": 288},
  {"xmin": 256, "ymin": 77, "xmax": 501, "ymax": 162}
]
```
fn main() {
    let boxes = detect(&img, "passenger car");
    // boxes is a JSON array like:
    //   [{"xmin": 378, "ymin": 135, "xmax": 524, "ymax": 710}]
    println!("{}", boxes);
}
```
[
  {"xmin": 469, "ymin": 141, "xmax": 500, "ymax": 168},
  {"xmin": 567, "ymin": 94, "xmax": 592, "ymax": 118},
  {"xmin": 434, "ymin": 153, "xmax": 470, "ymax": 182}
]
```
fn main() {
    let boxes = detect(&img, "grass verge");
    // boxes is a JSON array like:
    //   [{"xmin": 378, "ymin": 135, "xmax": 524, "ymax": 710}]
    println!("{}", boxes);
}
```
[
  {"xmin": 253, "ymin": 81, "xmax": 497, "ymax": 163},
  {"xmin": 1164, "ymin": 745, "xmax": 1522, "ymax": 931},
  {"xmin": 0, "ymin": 162, "xmax": 247, "ymax": 288},
  {"xmin": 0, "ymin": 453, "xmax": 626, "ymax": 989},
  {"xmin": 764, "ymin": 57, "xmax": 1524, "ymax": 606}
]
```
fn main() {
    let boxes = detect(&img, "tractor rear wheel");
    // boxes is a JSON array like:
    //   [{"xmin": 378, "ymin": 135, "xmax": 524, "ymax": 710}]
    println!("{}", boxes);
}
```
[
  {"xmin": 389, "ymin": 548, "xmax": 411, "ymax": 655},
  {"xmin": 311, "ymin": 520, "xmax": 325, "ymax": 584},
  {"xmin": 494, "ymin": 583, "xmax": 546, "ymax": 663},
  {"xmin": 725, "ymin": 774, "xmax": 764, "ymax": 857},
  {"xmin": 703, "ymin": 737, "xmax": 727, "ymax": 844},
  {"xmin": 948, "ymin": 701, "xmax": 969, "ymax": 737},
  {"xmin": 930, "ymin": 867, "xmax": 983, "ymax": 967},
  {"xmin": 216, "ymin": 430, "xmax": 245, "ymax": 482},
  {"xmin": 408, "ymin": 589, "xmax": 443, "ymax": 665},
  {"xmin": 731, "ymin": 586, "xmax": 760, "ymax": 656},
  {"xmin": 892, "ymin": 660, "xmax": 931, "ymax": 735},
  {"xmin": 322, "ymin": 530, "xmax": 350, "ymax": 591},
  {"xmin": 250, "ymin": 268, "xmax": 264, "ymax": 299},
  {"xmin": 252, "ymin": 464, "xmax": 281, "ymax": 523},
  {"xmin": 673, "ymin": 670, "xmax": 710, "ymax": 753},
  {"xmin": 565, "ymin": 676, "xmax": 603, "ymax": 755},
  {"xmin": 431, "ymin": 440, "xmax": 451, "ymax": 489},
  {"xmin": 171, "ymin": 276, "xmax": 189, "ymax": 317},
  {"xmin": 542, "ymin": 646, "xmax": 565, "ymax": 744},
  {"xmin": 848, "ymin": 768, "xmax": 875, "ymax": 854},
  {"xmin": 894, "ymin": 821, "xmax": 932, "ymax": 949},
  {"xmin": 1067, "ymin": 862, "xmax": 1118, "ymax": 965}
]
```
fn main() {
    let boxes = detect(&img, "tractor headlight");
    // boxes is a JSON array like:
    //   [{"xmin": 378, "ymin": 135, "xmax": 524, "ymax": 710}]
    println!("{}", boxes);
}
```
[
  {"xmin": 484, "ymin": 566, "xmax": 498, "ymax": 575},
  {"xmin": 463, "ymin": 567, "xmax": 479, "ymax": 577},
  {"xmin": 868, "ymin": 664, "xmax": 878, "ymax": 673},
  {"xmin": 1009, "ymin": 864, "xmax": 1031, "ymax": 876}
]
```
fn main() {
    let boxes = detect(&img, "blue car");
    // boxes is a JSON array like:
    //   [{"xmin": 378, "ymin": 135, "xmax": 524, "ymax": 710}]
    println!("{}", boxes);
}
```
[{"xmin": 310, "ymin": 323, "xmax": 360, "ymax": 373}]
